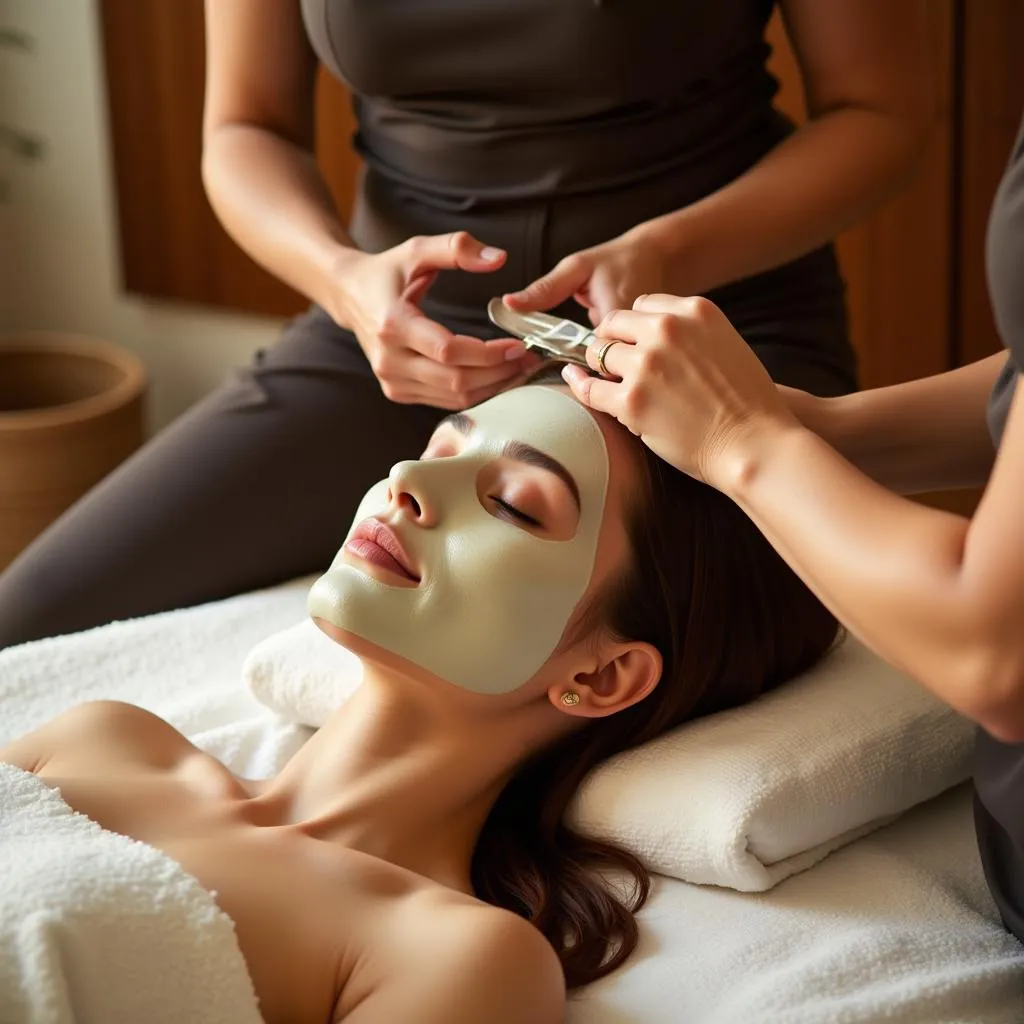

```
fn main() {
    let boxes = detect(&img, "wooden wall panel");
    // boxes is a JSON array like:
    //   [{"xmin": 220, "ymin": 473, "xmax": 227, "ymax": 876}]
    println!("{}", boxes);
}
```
[
  {"xmin": 767, "ymin": 2, "xmax": 954, "ymax": 390},
  {"xmin": 98, "ymin": 0, "xmax": 360, "ymax": 318},
  {"xmin": 922, "ymin": 0, "xmax": 1024, "ymax": 517},
  {"xmin": 955, "ymin": 0, "xmax": 1024, "ymax": 366}
]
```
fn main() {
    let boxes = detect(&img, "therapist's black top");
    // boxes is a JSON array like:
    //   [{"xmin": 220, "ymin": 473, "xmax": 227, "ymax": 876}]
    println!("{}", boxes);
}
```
[
  {"xmin": 299, "ymin": 0, "xmax": 855, "ymax": 393},
  {"xmin": 974, "ymin": 112, "xmax": 1024, "ymax": 944}
]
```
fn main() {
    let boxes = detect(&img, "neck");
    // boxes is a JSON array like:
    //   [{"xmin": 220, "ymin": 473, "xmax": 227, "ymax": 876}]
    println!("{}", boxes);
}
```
[{"xmin": 257, "ymin": 665, "xmax": 563, "ymax": 892}]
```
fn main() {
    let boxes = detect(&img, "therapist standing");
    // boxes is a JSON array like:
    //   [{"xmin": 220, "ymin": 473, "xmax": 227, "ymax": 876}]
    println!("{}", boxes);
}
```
[
  {"xmin": 0, "ymin": 1, "xmax": 930, "ymax": 646},
  {"xmin": 562, "ymin": 111, "xmax": 1024, "ymax": 942}
]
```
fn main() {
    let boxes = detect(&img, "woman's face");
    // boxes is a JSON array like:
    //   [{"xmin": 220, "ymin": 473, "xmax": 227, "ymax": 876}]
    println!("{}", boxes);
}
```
[{"xmin": 308, "ymin": 385, "xmax": 639, "ymax": 697}]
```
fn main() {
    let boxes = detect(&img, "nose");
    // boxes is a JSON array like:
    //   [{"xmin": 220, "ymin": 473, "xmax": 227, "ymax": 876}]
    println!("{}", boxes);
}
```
[{"xmin": 386, "ymin": 460, "xmax": 438, "ymax": 526}]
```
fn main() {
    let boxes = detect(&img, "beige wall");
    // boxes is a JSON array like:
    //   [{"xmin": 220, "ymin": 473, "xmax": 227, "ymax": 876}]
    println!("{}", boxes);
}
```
[{"xmin": 0, "ymin": 0, "xmax": 282, "ymax": 432}]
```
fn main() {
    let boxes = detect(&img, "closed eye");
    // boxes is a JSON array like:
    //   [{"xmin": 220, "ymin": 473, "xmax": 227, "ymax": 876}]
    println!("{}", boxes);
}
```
[{"xmin": 490, "ymin": 496, "xmax": 542, "ymax": 528}]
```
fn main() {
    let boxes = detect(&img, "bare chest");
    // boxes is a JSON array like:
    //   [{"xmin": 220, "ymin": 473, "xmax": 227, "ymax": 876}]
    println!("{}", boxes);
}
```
[{"xmin": 35, "ymin": 753, "xmax": 402, "ymax": 1024}]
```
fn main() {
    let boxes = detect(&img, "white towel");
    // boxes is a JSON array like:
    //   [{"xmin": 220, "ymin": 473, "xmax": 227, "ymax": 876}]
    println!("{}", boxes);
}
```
[
  {"xmin": 0, "ymin": 763, "xmax": 263, "ymax": 1024},
  {"xmin": 0, "ymin": 583, "xmax": 314, "ymax": 780},
  {"xmin": 2, "ymin": 582, "xmax": 1019, "ymax": 1023},
  {"xmin": 243, "ymin": 611, "xmax": 362, "ymax": 726},
  {"xmin": 569, "ymin": 784, "xmax": 1024, "ymax": 1024},
  {"xmin": 567, "ymin": 634, "xmax": 974, "ymax": 891},
  {"xmin": 244, "ymin": 620, "xmax": 975, "ymax": 891}
]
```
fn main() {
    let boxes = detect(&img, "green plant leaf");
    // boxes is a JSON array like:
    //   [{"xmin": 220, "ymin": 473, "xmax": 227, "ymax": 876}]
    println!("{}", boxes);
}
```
[
  {"xmin": 0, "ymin": 28, "xmax": 34, "ymax": 52},
  {"xmin": 0, "ymin": 125, "xmax": 45, "ymax": 160}
]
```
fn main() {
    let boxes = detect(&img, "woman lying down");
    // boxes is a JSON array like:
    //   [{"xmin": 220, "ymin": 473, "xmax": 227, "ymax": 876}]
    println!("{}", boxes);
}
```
[{"xmin": 0, "ymin": 378, "xmax": 838, "ymax": 1024}]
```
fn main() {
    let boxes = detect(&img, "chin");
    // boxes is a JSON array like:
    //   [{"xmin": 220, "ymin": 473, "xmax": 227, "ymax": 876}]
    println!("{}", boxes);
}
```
[
  {"xmin": 309, "ymin": 617, "xmax": 511, "ymax": 708},
  {"xmin": 309, "ymin": 617, "xmax": 388, "ymax": 663},
  {"xmin": 310, "ymin": 615, "xmax": 353, "ymax": 647},
  {"xmin": 310, "ymin": 616, "xmax": 434, "ymax": 683}
]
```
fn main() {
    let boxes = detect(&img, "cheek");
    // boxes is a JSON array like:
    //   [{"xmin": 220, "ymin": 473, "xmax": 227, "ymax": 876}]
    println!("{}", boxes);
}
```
[
  {"xmin": 555, "ymin": 525, "xmax": 631, "ymax": 639},
  {"xmin": 552, "ymin": 586, "xmax": 603, "ymax": 657},
  {"xmin": 440, "ymin": 528, "xmax": 598, "ymax": 641},
  {"xmin": 457, "ymin": 531, "xmax": 590, "ymax": 592},
  {"xmin": 514, "ymin": 644, "xmax": 580, "ymax": 700}
]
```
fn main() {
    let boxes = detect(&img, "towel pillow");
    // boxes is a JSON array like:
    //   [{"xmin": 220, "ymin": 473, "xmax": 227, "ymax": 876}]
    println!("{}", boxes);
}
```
[
  {"xmin": 243, "ymin": 618, "xmax": 363, "ymax": 726},
  {"xmin": 243, "ymin": 620, "xmax": 974, "ymax": 891}
]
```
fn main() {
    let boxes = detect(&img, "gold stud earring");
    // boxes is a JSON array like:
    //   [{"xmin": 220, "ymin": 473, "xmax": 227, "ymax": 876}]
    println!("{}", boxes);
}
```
[{"xmin": 560, "ymin": 691, "xmax": 581, "ymax": 707}]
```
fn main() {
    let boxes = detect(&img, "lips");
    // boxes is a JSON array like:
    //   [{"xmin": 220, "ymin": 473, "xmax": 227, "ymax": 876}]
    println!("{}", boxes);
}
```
[{"xmin": 344, "ymin": 518, "xmax": 420, "ymax": 583}]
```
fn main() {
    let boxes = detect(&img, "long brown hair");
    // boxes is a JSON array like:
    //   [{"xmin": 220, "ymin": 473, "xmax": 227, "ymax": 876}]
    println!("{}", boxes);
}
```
[{"xmin": 470, "ymin": 393, "xmax": 839, "ymax": 988}]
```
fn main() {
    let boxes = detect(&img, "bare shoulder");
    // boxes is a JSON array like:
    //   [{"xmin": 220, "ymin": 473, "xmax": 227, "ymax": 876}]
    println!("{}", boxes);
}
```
[
  {"xmin": 0, "ymin": 700, "xmax": 189, "ymax": 773},
  {"xmin": 444, "ymin": 905, "xmax": 565, "ymax": 1019},
  {"xmin": 340, "ymin": 900, "xmax": 565, "ymax": 1024}
]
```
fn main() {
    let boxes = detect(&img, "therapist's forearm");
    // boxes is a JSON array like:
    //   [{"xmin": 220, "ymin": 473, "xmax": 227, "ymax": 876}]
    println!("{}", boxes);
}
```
[
  {"xmin": 720, "ymin": 426, "xmax": 1007, "ymax": 731},
  {"xmin": 787, "ymin": 353, "xmax": 1004, "ymax": 494},
  {"xmin": 635, "ymin": 107, "xmax": 926, "ymax": 295},
  {"xmin": 202, "ymin": 125, "xmax": 361, "ymax": 320}
]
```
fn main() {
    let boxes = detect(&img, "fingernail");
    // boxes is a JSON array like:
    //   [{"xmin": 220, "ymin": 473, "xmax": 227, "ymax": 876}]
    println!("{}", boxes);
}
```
[
  {"xmin": 504, "ymin": 343, "xmax": 527, "ymax": 360},
  {"xmin": 480, "ymin": 247, "xmax": 505, "ymax": 262}
]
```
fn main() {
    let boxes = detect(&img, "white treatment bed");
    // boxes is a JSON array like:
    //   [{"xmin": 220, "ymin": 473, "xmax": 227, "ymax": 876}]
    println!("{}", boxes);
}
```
[{"xmin": 1, "ymin": 580, "xmax": 1021, "ymax": 1023}]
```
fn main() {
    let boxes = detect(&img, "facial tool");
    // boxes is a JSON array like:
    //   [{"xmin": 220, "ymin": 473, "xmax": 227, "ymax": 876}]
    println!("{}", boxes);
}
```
[{"xmin": 487, "ymin": 297, "xmax": 597, "ymax": 368}]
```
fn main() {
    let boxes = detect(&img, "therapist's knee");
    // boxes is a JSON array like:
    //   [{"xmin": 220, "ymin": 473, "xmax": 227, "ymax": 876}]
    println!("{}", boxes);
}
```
[{"xmin": 0, "ymin": 542, "xmax": 88, "ymax": 649}]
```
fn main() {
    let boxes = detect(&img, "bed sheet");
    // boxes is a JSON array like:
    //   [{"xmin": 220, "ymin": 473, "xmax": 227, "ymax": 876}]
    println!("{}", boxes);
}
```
[{"xmin": 1, "ymin": 580, "xmax": 1021, "ymax": 1023}]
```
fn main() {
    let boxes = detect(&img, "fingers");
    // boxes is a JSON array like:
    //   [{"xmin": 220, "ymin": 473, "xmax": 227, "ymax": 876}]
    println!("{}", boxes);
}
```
[
  {"xmin": 503, "ymin": 255, "xmax": 591, "ymax": 313},
  {"xmin": 381, "ymin": 370, "xmax": 521, "ymax": 411},
  {"xmin": 379, "ymin": 382, "xmax": 474, "ymax": 411},
  {"xmin": 585, "ymin": 335, "xmax": 635, "ymax": 381},
  {"xmin": 593, "ymin": 309, "xmax": 650, "ymax": 345},
  {"xmin": 631, "ymin": 293, "xmax": 677, "ymax": 312},
  {"xmin": 590, "ymin": 311, "xmax": 652, "ymax": 386},
  {"xmin": 382, "ymin": 383, "xmax": 501, "ymax": 412},
  {"xmin": 372, "ymin": 307, "xmax": 535, "ymax": 407},
  {"xmin": 403, "ymin": 232, "xmax": 508, "ymax": 274},
  {"xmin": 401, "ymin": 311, "xmax": 527, "ymax": 367},
  {"xmin": 560, "ymin": 364, "xmax": 622, "ymax": 418},
  {"xmin": 583, "ymin": 273, "xmax": 621, "ymax": 324},
  {"xmin": 409, "ymin": 352, "xmax": 533, "ymax": 401},
  {"xmin": 401, "ymin": 270, "xmax": 437, "ymax": 307},
  {"xmin": 631, "ymin": 293, "xmax": 723, "ymax": 323}
]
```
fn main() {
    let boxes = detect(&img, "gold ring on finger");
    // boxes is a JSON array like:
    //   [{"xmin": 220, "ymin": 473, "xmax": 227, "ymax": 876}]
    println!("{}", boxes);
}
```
[{"xmin": 595, "ymin": 339, "xmax": 620, "ymax": 378}]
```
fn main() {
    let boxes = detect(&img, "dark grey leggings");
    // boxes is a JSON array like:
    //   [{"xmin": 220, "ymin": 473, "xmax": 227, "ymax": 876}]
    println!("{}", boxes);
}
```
[{"xmin": 0, "ymin": 298, "xmax": 854, "ymax": 648}]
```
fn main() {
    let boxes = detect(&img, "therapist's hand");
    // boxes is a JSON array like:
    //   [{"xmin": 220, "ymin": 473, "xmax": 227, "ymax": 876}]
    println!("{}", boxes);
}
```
[
  {"xmin": 334, "ymin": 232, "xmax": 536, "ymax": 410},
  {"xmin": 502, "ymin": 229, "xmax": 671, "ymax": 326},
  {"xmin": 561, "ymin": 294, "xmax": 801, "ymax": 489}
]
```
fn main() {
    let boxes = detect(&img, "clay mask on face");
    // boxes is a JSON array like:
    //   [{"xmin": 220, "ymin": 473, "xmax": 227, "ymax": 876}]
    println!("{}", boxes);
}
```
[{"xmin": 307, "ymin": 386, "xmax": 610, "ymax": 695}]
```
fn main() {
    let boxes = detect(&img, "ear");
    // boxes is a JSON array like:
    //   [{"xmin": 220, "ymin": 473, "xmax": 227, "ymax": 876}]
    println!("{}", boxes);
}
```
[{"xmin": 548, "ymin": 640, "xmax": 662, "ymax": 719}]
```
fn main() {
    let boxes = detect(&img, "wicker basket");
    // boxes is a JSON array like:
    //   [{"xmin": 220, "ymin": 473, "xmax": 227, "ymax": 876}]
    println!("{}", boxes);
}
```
[{"xmin": 0, "ymin": 334, "xmax": 146, "ymax": 572}]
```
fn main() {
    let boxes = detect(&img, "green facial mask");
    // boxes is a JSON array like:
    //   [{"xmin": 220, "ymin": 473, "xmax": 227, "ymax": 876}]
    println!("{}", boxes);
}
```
[{"xmin": 307, "ymin": 386, "xmax": 610, "ymax": 695}]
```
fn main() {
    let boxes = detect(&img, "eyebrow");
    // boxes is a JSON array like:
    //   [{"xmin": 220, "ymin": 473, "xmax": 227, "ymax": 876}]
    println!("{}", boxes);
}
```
[{"xmin": 439, "ymin": 413, "xmax": 582, "ymax": 511}]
